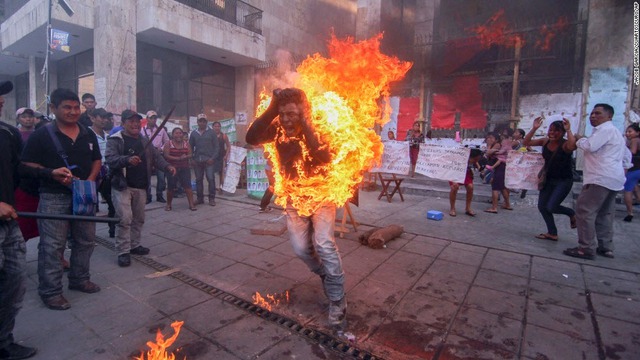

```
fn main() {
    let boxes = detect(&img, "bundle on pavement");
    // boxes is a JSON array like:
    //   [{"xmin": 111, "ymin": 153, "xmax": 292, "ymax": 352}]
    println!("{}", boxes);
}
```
[{"xmin": 358, "ymin": 225, "xmax": 404, "ymax": 249}]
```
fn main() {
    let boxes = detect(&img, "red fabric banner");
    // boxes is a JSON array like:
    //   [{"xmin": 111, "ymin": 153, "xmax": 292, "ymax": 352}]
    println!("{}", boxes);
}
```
[
  {"xmin": 431, "ymin": 94, "xmax": 456, "ymax": 129},
  {"xmin": 431, "ymin": 75, "xmax": 487, "ymax": 129},
  {"xmin": 397, "ymin": 97, "xmax": 420, "ymax": 139}
]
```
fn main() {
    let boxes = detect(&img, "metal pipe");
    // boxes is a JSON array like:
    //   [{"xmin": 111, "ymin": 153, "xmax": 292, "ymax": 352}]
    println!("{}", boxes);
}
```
[{"xmin": 17, "ymin": 212, "xmax": 120, "ymax": 223}]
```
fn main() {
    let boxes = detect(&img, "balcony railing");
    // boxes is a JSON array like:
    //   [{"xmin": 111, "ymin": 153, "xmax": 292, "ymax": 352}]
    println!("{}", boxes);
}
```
[{"xmin": 174, "ymin": 0, "xmax": 262, "ymax": 35}]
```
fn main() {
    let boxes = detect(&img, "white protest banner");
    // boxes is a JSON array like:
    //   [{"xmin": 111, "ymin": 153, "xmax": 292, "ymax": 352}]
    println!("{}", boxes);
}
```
[
  {"xmin": 222, "ymin": 145, "xmax": 248, "ymax": 194},
  {"xmin": 415, "ymin": 144, "xmax": 469, "ymax": 183},
  {"xmin": 370, "ymin": 140, "xmax": 411, "ymax": 175},
  {"xmin": 222, "ymin": 162, "xmax": 242, "ymax": 193},
  {"xmin": 505, "ymin": 151, "xmax": 545, "ymax": 190}
]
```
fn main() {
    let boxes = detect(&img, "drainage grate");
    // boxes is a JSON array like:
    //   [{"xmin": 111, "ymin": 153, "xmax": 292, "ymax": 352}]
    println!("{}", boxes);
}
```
[{"xmin": 95, "ymin": 236, "xmax": 382, "ymax": 359}]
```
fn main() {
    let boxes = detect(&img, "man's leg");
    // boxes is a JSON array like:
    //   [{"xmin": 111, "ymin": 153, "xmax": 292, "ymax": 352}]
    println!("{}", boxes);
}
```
[
  {"xmin": 68, "ymin": 219, "xmax": 96, "ymax": 286},
  {"xmin": 205, "ymin": 164, "xmax": 216, "ymax": 205},
  {"xmin": 129, "ymin": 188, "xmax": 147, "ymax": 251},
  {"xmin": 0, "ymin": 221, "xmax": 26, "ymax": 349},
  {"xmin": 194, "ymin": 163, "xmax": 205, "ymax": 203},
  {"xmin": 36, "ymin": 193, "xmax": 71, "ymax": 300},
  {"xmin": 575, "ymin": 184, "xmax": 610, "ymax": 252},
  {"xmin": 595, "ymin": 189, "xmax": 618, "ymax": 253},
  {"xmin": 156, "ymin": 169, "xmax": 166, "ymax": 202},
  {"xmin": 285, "ymin": 208, "xmax": 324, "ymax": 275},
  {"xmin": 311, "ymin": 204, "xmax": 344, "ymax": 302},
  {"xmin": 112, "ymin": 188, "xmax": 133, "ymax": 256}
]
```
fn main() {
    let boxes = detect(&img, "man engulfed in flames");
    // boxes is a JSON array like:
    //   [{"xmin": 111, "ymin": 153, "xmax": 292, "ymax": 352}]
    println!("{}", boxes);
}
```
[{"xmin": 246, "ymin": 88, "xmax": 347, "ymax": 327}]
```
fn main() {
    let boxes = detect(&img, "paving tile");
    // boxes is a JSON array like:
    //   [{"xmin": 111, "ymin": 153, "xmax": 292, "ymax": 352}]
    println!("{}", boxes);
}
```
[
  {"xmin": 180, "ymin": 253, "xmax": 236, "ymax": 277},
  {"xmin": 270, "ymin": 258, "xmax": 315, "ymax": 283},
  {"xmin": 413, "ymin": 235, "xmax": 451, "ymax": 247},
  {"xmin": 597, "ymin": 315, "xmax": 640, "ymax": 360},
  {"xmin": 464, "ymin": 286, "xmax": 526, "ymax": 320},
  {"xmin": 233, "ymin": 272, "xmax": 295, "ymax": 303},
  {"xmin": 449, "ymin": 307, "xmax": 522, "ymax": 353},
  {"xmin": 174, "ymin": 298, "xmax": 249, "ymax": 334},
  {"xmin": 368, "ymin": 262, "xmax": 424, "ymax": 290},
  {"xmin": 145, "ymin": 239, "xmax": 193, "ymax": 258},
  {"xmin": 257, "ymin": 334, "xmax": 345, "ymax": 360},
  {"xmin": 366, "ymin": 320, "xmax": 442, "ymax": 360},
  {"xmin": 215, "ymin": 241, "xmax": 265, "ymax": 262},
  {"xmin": 401, "ymin": 238, "xmax": 447, "ymax": 257},
  {"xmin": 156, "ymin": 245, "xmax": 213, "ymax": 267},
  {"xmin": 448, "ymin": 242, "xmax": 488, "ymax": 254},
  {"xmin": 207, "ymin": 314, "xmax": 292, "ymax": 359},
  {"xmin": 590, "ymin": 292, "xmax": 640, "ymax": 324},
  {"xmin": 224, "ymin": 228, "xmax": 287, "ymax": 249},
  {"xmin": 526, "ymin": 300, "xmax": 595, "ymax": 341},
  {"xmin": 384, "ymin": 250, "xmax": 434, "ymax": 273},
  {"xmin": 241, "ymin": 249, "xmax": 292, "ymax": 272},
  {"xmin": 528, "ymin": 279, "xmax": 588, "ymax": 310},
  {"xmin": 584, "ymin": 273, "xmax": 640, "ymax": 299},
  {"xmin": 145, "ymin": 283, "xmax": 213, "ymax": 316},
  {"xmin": 521, "ymin": 323, "xmax": 598, "ymax": 360},
  {"xmin": 343, "ymin": 245, "xmax": 396, "ymax": 267},
  {"xmin": 203, "ymin": 223, "xmax": 243, "ymax": 237},
  {"xmin": 80, "ymin": 300, "xmax": 166, "ymax": 341},
  {"xmin": 113, "ymin": 272, "xmax": 183, "ymax": 299},
  {"xmin": 482, "ymin": 249, "xmax": 531, "ymax": 278},
  {"xmin": 389, "ymin": 290, "xmax": 459, "ymax": 330},
  {"xmin": 345, "ymin": 278, "xmax": 407, "ymax": 338},
  {"xmin": 438, "ymin": 245, "xmax": 486, "ymax": 266},
  {"xmin": 439, "ymin": 334, "xmax": 517, "ymax": 359},
  {"xmin": 211, "ymin": 262, "xmax": 268, "ymax": 292},
  {"xmin": 530, "ymin": 257, "xmax": 585, "ymax": 288},
  {"xmin": 425, "ymin": 258, "xmax": 480, "ymax": 283},
  {"xmin": 474, "ymin": 268, "xmax": 528, "ymax": 296},
  {"xmin": 582, "ymin": 265, "xmax": 639, "ymax": 282},
  {"xmin": 413, "ymin": 275, "xmax": 472, "ymax": 304}
]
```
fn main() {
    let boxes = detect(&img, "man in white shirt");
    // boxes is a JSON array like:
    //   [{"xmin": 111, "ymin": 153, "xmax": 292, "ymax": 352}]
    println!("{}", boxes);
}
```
[
  {"xmin": 142, "ymin": 110, "xmax": 169, "ymax": 203},
  {"xmin": 89, "ymin": 108, "xmax": 116, "ymax": 238},
  {"xmin": 564, "ymin": 103, "xmax": 629, "ymax": 260}
]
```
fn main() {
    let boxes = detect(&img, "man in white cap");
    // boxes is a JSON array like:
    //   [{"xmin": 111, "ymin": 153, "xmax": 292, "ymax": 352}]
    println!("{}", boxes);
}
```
[
  {"xmin": 142, "ymin": 110, "xmax": 169, "ymax": 203},
  {"xmin": 15, "ymin": 108, "xmax": 37, "ymax": 142}
]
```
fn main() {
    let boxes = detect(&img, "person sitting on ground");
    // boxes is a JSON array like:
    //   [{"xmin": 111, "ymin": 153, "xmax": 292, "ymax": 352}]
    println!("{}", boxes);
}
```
[
  {"xmin": 524, "ymin": 118, "xmax": 577, "ymax": 241},
  {"xmin": 623, "ymin": 123, "xmax": 640, "ymax": 222},
  {"xmin": 162, "ymin": 128, "xmax": 196, "ymax": 211},
  {"xmin": 449, "ymin": 148, "xmax": 483, "ymax": 217}
]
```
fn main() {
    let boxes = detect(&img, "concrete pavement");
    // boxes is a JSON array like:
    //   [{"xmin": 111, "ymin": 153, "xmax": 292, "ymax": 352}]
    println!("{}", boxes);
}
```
[{"xmin": 13, "ymin": 177, "xmax": 640, "ymax": 359}]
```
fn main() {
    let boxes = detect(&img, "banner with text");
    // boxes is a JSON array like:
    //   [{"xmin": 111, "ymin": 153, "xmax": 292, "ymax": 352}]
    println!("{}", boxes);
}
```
[
  {"xmin": 246, "ymin": 149, "xmax": 269, "ymax": 199},
  {"xmin": 415, "ymin": 144, "xmax": 469, "ymax": 183},
  {"xmin": 505, "ymin": 151, "xmax": 545, "ymax": 190},
  {"xmin": 222, "ymin": 145, "xmax": 247, "ymax": 193},
  {"xmin": 370, "ymin": 141, "xmax": 411, "ymax": 175}
]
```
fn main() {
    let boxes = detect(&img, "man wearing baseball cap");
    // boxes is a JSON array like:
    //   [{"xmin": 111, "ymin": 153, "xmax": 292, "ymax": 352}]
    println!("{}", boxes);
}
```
[
  {"xmin": 142, "ymin": 110, "xmax": 169, "ymax": 204},
  {"xmin": 106, "ymin": 110, "xmax": 176, "ymax": 267},
  {"xmin": 15, "ymin": 108, "xmax": 37, "ymax": 142}
]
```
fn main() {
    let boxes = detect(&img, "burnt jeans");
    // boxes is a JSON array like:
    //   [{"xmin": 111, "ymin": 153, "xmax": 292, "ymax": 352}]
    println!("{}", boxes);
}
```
[
  {"xmin": 0, "ymin": 221, "xmax": 26, "ymax": 348},
  {"xmin": 285, "ymin": 203, "xmax": 345, "ymax": 301}
]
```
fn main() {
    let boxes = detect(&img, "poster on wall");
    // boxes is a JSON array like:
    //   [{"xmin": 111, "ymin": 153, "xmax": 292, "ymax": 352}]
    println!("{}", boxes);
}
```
[
  {"xmin": 219, "ymin": 118, "xmax": 237, "ymax": 143},
  {"xmin": 518, "ymin": 93, "xmax": 582, "ymax": 137},
  {"xmin": 246, "ymin": 149, "xmax": 269, "ymax": 199},
  {"xmin": 584, "ymin": 68, "xmax": 629, "ymax": 135},
  {"xmin": 235, "ymin": 112, "xmax": 248, "ymax": 125},
  {"xmin": 415, "ymin": 144, "xmax": 469, "ymax": 183},
  {"xmin": 50, "ymin": 29, "xmax": 70, "ymax": 52},
  {"xmin": 222, "ymin": 145, "xmax": 247, "ymax": 193}
]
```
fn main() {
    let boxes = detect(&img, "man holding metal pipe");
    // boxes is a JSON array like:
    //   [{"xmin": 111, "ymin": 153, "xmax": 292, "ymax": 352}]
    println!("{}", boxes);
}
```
[
  {"xmin": 22, "ymin": 88, "xmax": 103, "ymax": 311},
  {"xmin": 106, "ymin": 110, "xmax": 176, "ymax": 267}
]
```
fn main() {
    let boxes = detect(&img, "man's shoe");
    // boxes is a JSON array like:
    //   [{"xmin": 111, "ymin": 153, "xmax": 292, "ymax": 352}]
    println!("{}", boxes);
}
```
[
  {"xmin": 563, "ymin": 246, "xmax": 595, "ymax": 260},
  {"xmin": 209, "ymin": 200, "xmax": 216, "ymax": 206},
  {"xmin": 146, "ymin": 197, "xmax": 152, "ymax": 205},
  {"xmin": 41, "ymin": 294, "xmax": 70, "ymax": 310},
  {"xmin": 328, "ymin": 297, "xmax": 347, "ymax": 326},
  {"xmin": 130, "ymin": 246, "xmax": 150, "ymax": 255},
  {"xmin": 0, "ymin": 342, "xmax": 37, "ymax": 360},
  {"xmin": 195, "ymin": 199, "xmax": 204, "ymax": 205},
  {"xmin": 156, "ymin": 195, "xmax": 166, "ymax": 203},
  {"xmin": 68, "ymin": 280, "xmax": 101, "ymax": 293},
  {"xmin": 108, "ymin": 227, "xmax": 115, "ymax": 238},
  {"xmin": 118, "ymin": 254, "xmax": 131, "ymax": 267}
]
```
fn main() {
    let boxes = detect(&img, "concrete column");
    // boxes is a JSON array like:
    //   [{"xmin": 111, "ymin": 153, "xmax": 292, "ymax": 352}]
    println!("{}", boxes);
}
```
[
  {"xmin": 235, "ymin": 66, "xmax": 255, "ymax": 145},
  {"xmin": 93, "ymin": 0, "xmax": 137, "ymax": 115},
  {"xmin": 28, "ymin": 56, "xmax": 47, "ymax": 111}
]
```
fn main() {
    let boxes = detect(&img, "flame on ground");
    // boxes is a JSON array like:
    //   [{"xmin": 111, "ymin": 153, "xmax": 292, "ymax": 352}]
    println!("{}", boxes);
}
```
[
  {"xmin": 134, "ymin": 321, "xmax": 185, "ymax": 360},
  {"xmin": 256, "ymin": 34, "xmax": 412, "ymax": 216},
  {"xmin": 253, "ymin": 290, "xmax": 290, "ymax": 311}
]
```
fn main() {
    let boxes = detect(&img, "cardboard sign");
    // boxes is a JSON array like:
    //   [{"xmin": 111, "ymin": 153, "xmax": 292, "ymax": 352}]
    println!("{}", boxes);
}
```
[
  {"xmin": 222, "ymin": 145, "xmax": 247, "ymax": 194},
  {"xmin": 370, "ymin": 140, "xmax": 411, "ymax": 175},
  {"xmin": 505, "ymin": 151, "xmax": 545, "ymax": 190},
  {"xmin": 415, "ymin": 144, "xmax": 469, "ymax": 183}
]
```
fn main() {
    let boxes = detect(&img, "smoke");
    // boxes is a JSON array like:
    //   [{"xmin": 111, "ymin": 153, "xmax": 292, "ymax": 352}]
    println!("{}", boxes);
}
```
[{"xmin": 255, "ymin": 49, "xmax": 300, "ymax": 92}]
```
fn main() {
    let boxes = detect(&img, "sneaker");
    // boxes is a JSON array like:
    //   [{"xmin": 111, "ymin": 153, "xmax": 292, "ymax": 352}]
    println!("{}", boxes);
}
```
[
  {"xmin": 130, "ymin": 246, "xmax": 150, "ymax": 255},
  {"xmin": 118, "ymin": 254, "xmax": 131, "ymax": 267},
  {"xmin": 0, "ymin": 342, "xmax": 37, "ymax": 360},
  {"xmin": 41, "ymin": 294, "xmax": 70, "ymax": 311},
  {"xmin": 156, "ymin": 195, "xmax": 166, "ymax": 203},
  {"xmin": 328, "ymin": 297, "xmax": 347, "ymax": 326}
]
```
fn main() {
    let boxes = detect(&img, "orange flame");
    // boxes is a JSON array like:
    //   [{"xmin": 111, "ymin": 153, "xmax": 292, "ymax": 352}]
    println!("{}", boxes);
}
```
[
  {"xmin": 256, "ymin": 34, "xmax": 412, "ymax": 216},
  {"xmin": 252, "ymin": 290, "xmax": 290, "ymax": 311},
  {"xmin": 134, "ymin": 321, "xmax": 185, "ymax": 360},
  {"xmin": 468, "ymin": 9, "xmax": 524, "ymax": 49},
  {"xmin": 535, "ymin": 16, "xmax": 569, "ymax": 52}
]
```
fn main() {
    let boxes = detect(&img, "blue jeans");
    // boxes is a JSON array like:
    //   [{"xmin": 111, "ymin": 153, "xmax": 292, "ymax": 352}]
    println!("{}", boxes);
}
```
[
  {"xmin": 537, "ymin": 178, "xmax": 575, "ymax": 236},
  {"xmin": 112, "ymin": 187, "xmax": 147, "ymax": 255},
  {"xmin": 37, "ymin": 193, "xmax": 96, "ymax": 299},
  {"xmin": 147, "ymin": 169, "xmax": 166, "ymax": 198},
  {"xmin": 193, "ymin": 162, "xmax": 215, "ymax": 201},
  {"xmin": 285, "ymin": 203, "xmax": 345, "ymax": 301},
  {"xmin": 0, "ymin": 221, "xmax": 26, "ymax": 348}
]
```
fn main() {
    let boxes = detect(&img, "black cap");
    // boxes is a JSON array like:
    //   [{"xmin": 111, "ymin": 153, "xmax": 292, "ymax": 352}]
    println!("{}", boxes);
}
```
[
  {"xmin": 121, "ymin": 109, "xmax": 142, "ymax": 121},
  {"xmin": 0, "ymin": 81, "xmax": 13, "ymax": 96},
  {"xmin": 93, "ymin": 108, "xmax": 113, "ymax": 118}
]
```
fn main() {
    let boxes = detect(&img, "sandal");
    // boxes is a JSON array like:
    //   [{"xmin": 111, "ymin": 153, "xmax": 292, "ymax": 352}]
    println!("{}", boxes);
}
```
[
  {"xmin": 190, "ymin": 207, "xmax": 198, "ymax": 211},
  {"xmin": 465, "ymin": 210, "xmax": 476, "ymax": 217},
  {"xmin": 570, "ymin": 215, "xmax": 577, "ymax": 228},
  {"xmin": 623, "ymin": 215, "xmax": 633, "ymax": 222},
  {"xmin": 484, "ymin": 209, "xmax": 498, "ymax": 214},
  {"xmin": 501, "ymin": 206, "xmax": 513, "ymax": 211},
  {"xmin": 534, "ymin": 233, "xmax": 558, "ymax": 241},
  {"xmin": 596, "ymin": 248, "xmax": 614, "ymax": 258},
  {"xmin": 449, "ymin": 210, "xmax": 457, "ymax": 217},
  {"xmin": 164, "ymin": 205, "xmax": 172, "ymax": 211},
  {"xmin": 563, "ymin": 247, "xmax": 595, "ymax": 260}
]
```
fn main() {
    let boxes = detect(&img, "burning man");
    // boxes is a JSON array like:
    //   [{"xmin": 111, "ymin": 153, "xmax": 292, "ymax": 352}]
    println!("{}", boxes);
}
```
[{"xmin": 245, "ymin": 88, "xmax": 347, "ymax": 327}]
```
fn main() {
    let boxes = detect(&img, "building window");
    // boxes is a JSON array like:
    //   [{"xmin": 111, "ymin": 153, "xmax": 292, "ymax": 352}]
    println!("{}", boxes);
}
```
[{"xmin": 57, "ymin": 49, "xmax": 94, "ymax": 95}]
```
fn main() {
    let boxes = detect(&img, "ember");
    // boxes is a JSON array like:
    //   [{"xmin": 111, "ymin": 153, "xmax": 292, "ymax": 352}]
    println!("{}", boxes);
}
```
[
  {"xmin": 252, "ymin": 290, "xmax": 290, "ymax": 311},
  {"xmin": 467, "ymin": 9, "xmax": 524, "ymax": 49},
  {"xmin": 135, "ymin": 321, "xmax": 185, "ymax": 360},
  {"xmin": 256, "ymin": 34, "xmax": 412, "ymax": 216}
]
